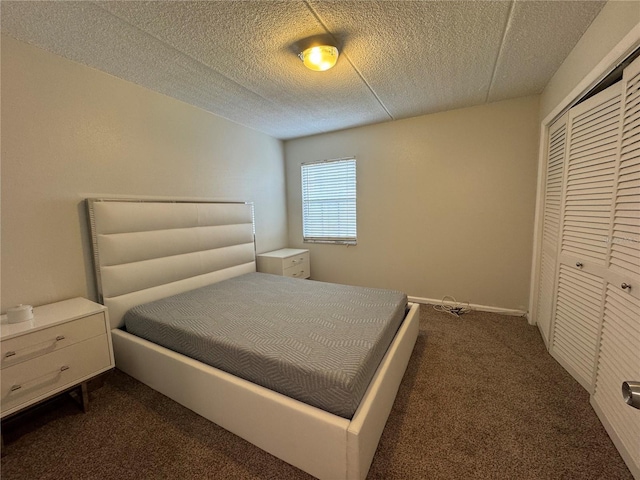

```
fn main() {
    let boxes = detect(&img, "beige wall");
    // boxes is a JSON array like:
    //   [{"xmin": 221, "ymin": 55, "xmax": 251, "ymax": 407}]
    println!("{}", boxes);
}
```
[
  {"xmin": 1, "ymin": 36, "xmax": 287, "ymax": 311},
  {"xmin": 540, "ymin": 0, "xmax": 640, "ymax": 120},
  {"xmin": 285, "ymin": 96, "xmax": 540, "ymax": 311},
  {"xmin": 14, "ymin": 0, "xmax": 624, "ymax": 314}
]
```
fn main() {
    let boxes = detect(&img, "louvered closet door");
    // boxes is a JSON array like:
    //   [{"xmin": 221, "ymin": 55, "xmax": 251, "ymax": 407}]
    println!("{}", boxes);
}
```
[
  {"xmin": 550, "ymin": 82, "xmax": 623, "ymax": 392},
  {"xmin": 535, "ymin": 114, "xmax": 568, "ymax": 345},
  {"xmin": 609, "ymin": 57, "xmax": 640, "ymax": 280},
  {"xmin": 593, "ymin": 287, "xmax": 640, "ymax": 477},
  {"xmin": 591, "ymin": 56, "xmax": 640, "ymax": 479}
]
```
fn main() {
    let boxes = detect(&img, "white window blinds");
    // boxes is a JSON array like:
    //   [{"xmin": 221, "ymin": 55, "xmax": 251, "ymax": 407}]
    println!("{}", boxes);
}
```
[{"xmin": 301, "ymin": 157, "xmax": 357, "ymax": 244}]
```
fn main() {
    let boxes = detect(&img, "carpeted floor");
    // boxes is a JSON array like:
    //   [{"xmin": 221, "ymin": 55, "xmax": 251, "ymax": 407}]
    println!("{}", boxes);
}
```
[{"xmin": 1, "ymin": 306, "xmax": 632, "ymax": 479}]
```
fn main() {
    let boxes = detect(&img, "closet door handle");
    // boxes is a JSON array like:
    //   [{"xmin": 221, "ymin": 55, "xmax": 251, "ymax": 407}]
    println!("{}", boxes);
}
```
[
  {"xmin": 621, "ymin": 283, "xmax": 631, "ymax": 290},
  {"xmin": 622, "ymin": 381, "xmax": 640, "ymax": 409}
]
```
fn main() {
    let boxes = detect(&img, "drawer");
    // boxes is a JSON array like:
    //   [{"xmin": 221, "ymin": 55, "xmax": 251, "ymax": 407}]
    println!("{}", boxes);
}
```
[
  {"xmin": 1, "ymin": 313, "xmax": 106, "ymax": 370},
  {"xmin": 282, "ymin": 252, "xmax": 309, "ymax": 270},
  {"xmin": 284, "ymin": 259, "xmax": 310, "ymax": 279},
  {"xmin": 1, "ymin": 334, "xmax": 112, "ymax": 416}
]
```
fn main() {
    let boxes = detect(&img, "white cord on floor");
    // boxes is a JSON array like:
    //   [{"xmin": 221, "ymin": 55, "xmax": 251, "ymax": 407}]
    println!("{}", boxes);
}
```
[{"xmin": 433, "ymin": 296, "xmax": 471, "ymax": 317}]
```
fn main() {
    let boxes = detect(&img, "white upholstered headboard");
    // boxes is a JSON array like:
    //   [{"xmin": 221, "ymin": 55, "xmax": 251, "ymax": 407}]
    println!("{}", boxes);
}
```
[{"xmin": 86, "ymin": 199, "xmax": 256, "ymax": 329}]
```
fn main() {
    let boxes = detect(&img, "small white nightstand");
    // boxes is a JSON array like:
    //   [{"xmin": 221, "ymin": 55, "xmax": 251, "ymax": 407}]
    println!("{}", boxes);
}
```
[
  {"xmin": 0, "ymin": 298, "xmax": 114, "ymax": 418},
  {"xmin": 257, "ymin": 248, "xmax": 310, "ymax": 279}
]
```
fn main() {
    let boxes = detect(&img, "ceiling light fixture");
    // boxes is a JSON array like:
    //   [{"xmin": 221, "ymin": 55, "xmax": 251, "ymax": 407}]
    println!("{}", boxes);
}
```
[{"xmin": 299, "ymin": 45, "xmax": 339, "ymax": 72}]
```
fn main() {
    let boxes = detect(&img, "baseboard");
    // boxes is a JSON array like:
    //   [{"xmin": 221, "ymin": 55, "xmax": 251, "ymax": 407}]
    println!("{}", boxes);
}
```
[
  {"xmin": 537, "ymin": 322, "xmax": 550, "ymax": 349},
  {"xmin": 407, "ymin": 296, "xmax": 528, "ymax": 317}
]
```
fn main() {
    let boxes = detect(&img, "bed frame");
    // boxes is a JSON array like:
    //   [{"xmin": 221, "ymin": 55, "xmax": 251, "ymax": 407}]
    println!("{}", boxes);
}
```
[{"xmin": 86, "ymin": 198, "xmax": 419, "ymax": 480}]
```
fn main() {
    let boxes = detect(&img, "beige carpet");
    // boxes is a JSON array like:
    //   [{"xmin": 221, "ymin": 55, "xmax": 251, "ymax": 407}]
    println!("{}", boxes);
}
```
[{"xmin": 1, "ymin": 306, "xmax": 632, "ymax": 479}]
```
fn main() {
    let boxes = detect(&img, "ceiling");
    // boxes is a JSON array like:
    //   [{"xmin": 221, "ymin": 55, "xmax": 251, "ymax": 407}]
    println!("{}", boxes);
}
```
[{"xmin": 1, "ymin": 1, "xmax": 606, "ymax": 140}]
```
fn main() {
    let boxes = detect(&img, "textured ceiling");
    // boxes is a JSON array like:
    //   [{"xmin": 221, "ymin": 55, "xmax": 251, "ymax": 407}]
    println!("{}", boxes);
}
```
[{"xmin": 1, "ymin": 1, "xmax": 606, "ymax": 139}]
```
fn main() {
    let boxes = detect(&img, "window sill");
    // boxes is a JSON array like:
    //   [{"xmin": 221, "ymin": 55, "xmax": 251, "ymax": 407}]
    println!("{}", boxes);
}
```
[{"xmin": 303, "ymin": 239, "xmax": 357, "ymax": 246}]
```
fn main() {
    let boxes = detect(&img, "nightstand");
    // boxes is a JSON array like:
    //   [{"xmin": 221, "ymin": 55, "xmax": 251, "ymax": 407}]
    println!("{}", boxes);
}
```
[
  {"xmin": 0, "ymin": 298, "xmax": 114, "ymax": 418},
  {"xmin": 257, "ymin": 248, "xmax": 310, "ymax": 279}
]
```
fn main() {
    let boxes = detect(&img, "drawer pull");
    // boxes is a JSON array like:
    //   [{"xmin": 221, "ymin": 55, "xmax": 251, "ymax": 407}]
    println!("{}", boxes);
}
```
[
  {"xmin": 8, "ymin": 365, "xmax": 70, "ymax": 393},
  {"xmin": 3, "ymin": 335, "xmax": 67, "ymax": 360},
  {"xmin": 621, "ymin": 283, "xmax": 631, "ymax": 291}
]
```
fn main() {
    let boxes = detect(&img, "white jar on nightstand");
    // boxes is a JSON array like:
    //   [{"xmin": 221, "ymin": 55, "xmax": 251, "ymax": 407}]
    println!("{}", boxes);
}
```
[{"xmin": 256, "ymin": 248, "xmax": 310, "ymax": 279}]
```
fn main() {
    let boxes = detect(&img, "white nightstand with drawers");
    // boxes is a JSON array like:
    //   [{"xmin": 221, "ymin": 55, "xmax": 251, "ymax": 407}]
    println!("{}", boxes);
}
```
[
  {"xmin": 0, "ymin": 298, "xmax": 114, "ymax": 418},
  {"xmin": 257, "ymin": 248, "xmax": 310, "ymax": 279}
]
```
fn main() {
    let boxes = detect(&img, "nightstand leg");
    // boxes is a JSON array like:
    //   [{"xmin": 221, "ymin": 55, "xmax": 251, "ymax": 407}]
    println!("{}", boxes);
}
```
[
  {"xmin": 80, "ymin": 382, "xmax": 89, "ymax": 413},
  {"xmin": 69, "ymin": 382, "xmax": 90, "ymax": 412}
]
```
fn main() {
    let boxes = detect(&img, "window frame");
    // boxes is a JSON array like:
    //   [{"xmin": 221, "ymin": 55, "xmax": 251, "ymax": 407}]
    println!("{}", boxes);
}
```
[{"xmin": 301, "ymin": 156, "xmax": 357, "ymax": 245}]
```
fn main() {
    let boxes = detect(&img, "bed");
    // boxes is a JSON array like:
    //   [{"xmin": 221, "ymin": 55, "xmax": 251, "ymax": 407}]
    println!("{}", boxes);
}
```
[{"xmin": 86, "ymin": 198, "xmax": 420, "ymax": 479}]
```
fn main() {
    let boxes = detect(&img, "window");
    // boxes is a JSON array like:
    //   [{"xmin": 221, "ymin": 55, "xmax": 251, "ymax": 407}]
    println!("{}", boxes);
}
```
[{"xmin": 301, "ymin": 157, "xmax": 357, "ymax": 245}]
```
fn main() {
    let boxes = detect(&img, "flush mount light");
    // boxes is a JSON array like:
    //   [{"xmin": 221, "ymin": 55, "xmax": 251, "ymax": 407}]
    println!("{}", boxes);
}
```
[{"xmin": 298, "ymin": 45, "xmax": 339, "ymax": 71}]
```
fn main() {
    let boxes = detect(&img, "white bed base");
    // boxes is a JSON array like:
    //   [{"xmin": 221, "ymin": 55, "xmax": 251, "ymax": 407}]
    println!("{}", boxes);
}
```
[
  {"xmin": 86, "ymin": 199, "xmax": 420, "ymax": 479},
  {"xmin": 112, "ymin": 303, "xmax": 418, "ymax": 480}
]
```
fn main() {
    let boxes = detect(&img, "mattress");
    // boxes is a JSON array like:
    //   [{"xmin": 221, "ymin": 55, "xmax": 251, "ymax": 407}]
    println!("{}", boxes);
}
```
[{"xmin": 123, "ymin": 272, "xmax": 407, "ymax": 418}]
